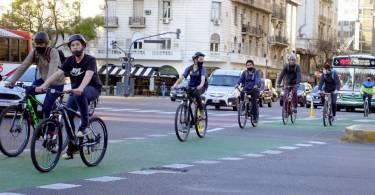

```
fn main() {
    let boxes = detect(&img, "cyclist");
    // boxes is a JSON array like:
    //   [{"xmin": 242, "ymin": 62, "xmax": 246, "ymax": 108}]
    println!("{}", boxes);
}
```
[
  {"xmin": 171, "ymin": 52, "xmax": 207, "ymax": 119},
  {"xmin": 235, "ymin": 60, "xmax": 261, "ymax": 121},
  {"xmin": 276, "ymin": 53, "xmax": 301, "ymax": 113},
  {"xmin": 360, "ymin": 75, "xmax": 374, "ymax": 112},
  {"xmin": 36, "ymin": 34, "xmax": 102, "ymax": 159},
  {"xmin": 4, "ymin": 32, "xmax": 65, "ymax": 117},
  {"xmin": 318, "ymin": 63, "xmax": 340, "ymax": 119}
]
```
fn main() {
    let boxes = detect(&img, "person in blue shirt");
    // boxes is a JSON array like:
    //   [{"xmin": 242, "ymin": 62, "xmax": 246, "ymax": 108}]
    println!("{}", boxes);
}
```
[
  {"xmin": 235, "ymin": 60, "xmax": 261, "ymax": 121},
  {"xmin": 318, "ymin": 63, "xmax": 341, "ymax": 119},
  {"xmin": 171, "ymin": 52, "xmax": 208, "ymax": 117}
]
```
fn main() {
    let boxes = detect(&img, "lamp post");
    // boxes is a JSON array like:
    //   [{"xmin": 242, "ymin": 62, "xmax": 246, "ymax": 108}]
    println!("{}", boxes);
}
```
[
  {"xmin": 112, "ymin": 29, "xmax": 181, "ymax": 97},
  {"xmin": 105, "ymin": 0, "xmax": 109, "ymax": 95}
]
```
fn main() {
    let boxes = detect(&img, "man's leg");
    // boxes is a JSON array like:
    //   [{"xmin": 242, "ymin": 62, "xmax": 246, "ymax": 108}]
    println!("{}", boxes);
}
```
[
  {"xmin": 250, "ymin": 89, "xmax": 259, "ymax": 120},
  {"xmin": 368, "ymin": 94, "xmax": 372, "ymax": 111},
  {"xmin": 292, "ymin": 86, "xmax": 298, "ymax": 111},
  {"xmin": 331, "ymin": 93, "xmax": 337, "ymax": 117},
  {"xmin": 42, "ymin": 84, "xmax": 64, "ymax": 118},
  {"xmin": 62, "ymin": 95, "xmax": 78, "ymax": 159}
]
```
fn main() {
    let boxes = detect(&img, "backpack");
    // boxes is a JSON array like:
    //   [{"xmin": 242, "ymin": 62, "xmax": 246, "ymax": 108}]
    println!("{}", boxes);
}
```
[
  {"xmin": 33, "ymin": 47, "xmax": 66, "ymax": 64},
  {"xmin": 189, "ymin": 65, "xmax": 208, "ymax": 90}
]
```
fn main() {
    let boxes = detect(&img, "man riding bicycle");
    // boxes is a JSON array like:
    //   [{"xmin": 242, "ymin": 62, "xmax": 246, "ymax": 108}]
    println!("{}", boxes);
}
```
[
  {"xmin": 360, "ymin": 75, "xmax": 374, "ymax": 112},
  {"xmin": 318, "ymin": 63, "xmax": 340, "ymax": 119},
  {"xmin": 277, "ymin": 53, "xmax": 301, "ymax": 113},
  {"xmin": 171, "ymin": 52, "xmax": 208, "ymax": 119},
  {"xmin": 36, "ymin": 34, "xmax": 102, "ymax": 159},
  {"xmin": 235, "ymin": 60, "xmax": 261, "ymax": 121},
  {"xmin": 5, "ymin": 32, "xmax": 65, "ymax": 117}
]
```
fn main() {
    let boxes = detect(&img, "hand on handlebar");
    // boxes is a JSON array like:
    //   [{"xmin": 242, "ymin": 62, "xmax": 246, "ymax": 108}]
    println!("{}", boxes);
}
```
[{"xmin": 35, "ymin": 86, "xmax": 47, "ymax": 93}]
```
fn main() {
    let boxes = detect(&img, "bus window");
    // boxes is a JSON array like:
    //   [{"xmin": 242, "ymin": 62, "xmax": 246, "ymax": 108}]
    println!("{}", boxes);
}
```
[
  {"xmin": 10, "ymin": 38, "xmax": 19, "ymax": 62},
  {"xmin": 0, "ymin": 37, "xmax": 9, "ymax": 61},
  {"xmin": 19, "ymin": 39, "xmax": 29, "ymax": 61}
]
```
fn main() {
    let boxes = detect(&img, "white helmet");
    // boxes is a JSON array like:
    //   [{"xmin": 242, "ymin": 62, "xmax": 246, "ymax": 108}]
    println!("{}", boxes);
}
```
[{"xmin": 287, "ymin": 53, "xmax": 297, "ymax": 61}]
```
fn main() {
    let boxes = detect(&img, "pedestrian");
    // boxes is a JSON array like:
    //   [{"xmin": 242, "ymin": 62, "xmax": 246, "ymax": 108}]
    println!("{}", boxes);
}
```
[{"xmin": 161, "ymin": 82, "xmax": 167, "ymax": 96}]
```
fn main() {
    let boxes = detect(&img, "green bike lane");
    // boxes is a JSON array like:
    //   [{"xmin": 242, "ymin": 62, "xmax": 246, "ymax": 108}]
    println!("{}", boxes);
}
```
[{"xmin": 0, "ymin": 133, "xmax": 304, "ymax": 192}]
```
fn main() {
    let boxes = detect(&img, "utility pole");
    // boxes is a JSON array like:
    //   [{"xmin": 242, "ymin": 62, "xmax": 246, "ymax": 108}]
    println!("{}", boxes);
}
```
[
  {"xmin": 372, "ymin": 0, "xmax": 375, "ymax": 55},
  {"xmin": 105, "ymin": 0, "xmax": 109, "ymax": 95}
]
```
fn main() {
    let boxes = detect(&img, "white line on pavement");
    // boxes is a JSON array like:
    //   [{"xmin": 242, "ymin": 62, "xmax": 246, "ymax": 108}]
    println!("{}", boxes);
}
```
[
  {"xmin": 131, "ymin": 110, "xmax": 161, "ymax": 113},
  {"xmin": 207, "ymin": 128, "xmax": 225, "ymax": 133},
  {"xmin": 278, "ymin": 146, "xmax": 299, "ymax": 150},
  {"xmin": 241, "ymin": 153, "xmax": 264, "ymax": 157},
  {"xmin": 124, "ymin": 137, "xmax": 147, "ymax": 140},
  {"xmin": 162, "ymin": 164, "xmax": 194, "ymax": 169},
  {"xmin": 37, "ymin": 183, "xmax": 81, "ymax": 190},
  {"xmin": 193, "ymin": 160, "xmax": 221, "ymax": 164},
  {"xmin": 308, "ymin": 141, "xmax": 327, "ymax": 145},
  {"xmin": 295, "ymin": 144, "xmax": 313, "ymax": 147},
  {"xmin": 261, "ymin": 150, "xmax": 284, "ymax": 155},
  {"xmin": 0, "ymin": 193, "xmax": 26, "ymax": 195},
  {"xmin": 148, "ymin": 134, "xmax": 168, "ymax": 138},
  {"xmin": 85, "ymin": 176, "xmax": 125, "ymax": 182},
  {"xmin": 108, "ymin": 140, "xmax": 125, "ymax": 144},
  {"xmin": 218, "ymin": 157, "xmax": 244, "ymax": 161}
]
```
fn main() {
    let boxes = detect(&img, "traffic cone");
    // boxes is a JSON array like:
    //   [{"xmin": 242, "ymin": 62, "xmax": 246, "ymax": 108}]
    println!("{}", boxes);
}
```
[{"xmin": 310, "ymin": 99, "xmax": 315, "ymax": 118}]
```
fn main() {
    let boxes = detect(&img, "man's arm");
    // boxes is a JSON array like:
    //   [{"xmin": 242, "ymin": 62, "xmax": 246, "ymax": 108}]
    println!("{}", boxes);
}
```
[
  {"xmin": 296, "ymin": 65, "xmax": 302, "ymax": 84},
  {"xmin": 235, "ymin": 72, "xmax": 245, "ymax": 88},
  {"xmin": 277, "ymin": 66, "xmax": 286, "ymax": 85},
  {"xmin": 318, "ymin": 75, "xmax": 324, "ymax": 91},
  {"xmin": 36, "ymin": 69, "xmax": 65, "ymax": 91},
  {"xmin": 9, "ymin": 50, "xmax": 34, "ymax": 84}
]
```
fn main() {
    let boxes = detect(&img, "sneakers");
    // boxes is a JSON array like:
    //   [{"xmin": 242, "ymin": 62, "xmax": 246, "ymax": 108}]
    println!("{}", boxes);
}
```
[
  {"xmin": 62, "ymin": 153, "xmax": 73, "ymax": 160},
  {"xmin": 76, "ymin": 126, "xmax": 89, "ymax": 138},
  {"xmin": 198, "ymin": 109, "xmax": 206, "ymax": 120}
]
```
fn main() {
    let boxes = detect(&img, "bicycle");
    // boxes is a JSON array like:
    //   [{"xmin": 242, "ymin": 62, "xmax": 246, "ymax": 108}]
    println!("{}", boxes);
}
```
[
  {"xmin": 321, "ymin": 92, "xmax": 334, "ymax": 126},
  {"xmin": 363, "ymin": 95, "xmax": 370, "ymax": 117},
  {"xmin": 174, "ymin": 87, "xmax": 208, "ymax": 142},
  {"xmin": 30, "ymin": 90, "xmax": 108, "ymax": 172},
  {"xmin": 238, "ymin": 88, "xmax": 259, "ymax": 128},
  {"xmin": 0, "ymin": 83, "xmax": 68, "ymax": 157},
  {"xmin": 281, "ymin": 85, "xmax": 297, "ymax": 125}
]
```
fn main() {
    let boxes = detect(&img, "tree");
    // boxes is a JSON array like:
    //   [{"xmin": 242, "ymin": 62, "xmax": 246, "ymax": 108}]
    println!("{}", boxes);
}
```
[{"xmin": 0, "ymin": 0, "xmax": 102, "ymax": 46}]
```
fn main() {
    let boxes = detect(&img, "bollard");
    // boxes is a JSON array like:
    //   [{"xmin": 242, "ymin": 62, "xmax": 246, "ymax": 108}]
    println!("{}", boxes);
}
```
[{"xmin": 310, "ymin": 99, "xmax": 315, "ymax": 118}]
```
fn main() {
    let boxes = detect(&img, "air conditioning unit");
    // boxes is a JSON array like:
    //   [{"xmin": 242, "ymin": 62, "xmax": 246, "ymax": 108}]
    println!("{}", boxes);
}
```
[
  {"xmin": 145, "ymin": 10, "xmax": 152, "ymax": 15},
  {"xmin": 163, "ymin": 18, "xmax": 170, "ymax": 24},
  {"xmin": 213, "ymin": 19, "xmax": 221, "ymax": 25}
]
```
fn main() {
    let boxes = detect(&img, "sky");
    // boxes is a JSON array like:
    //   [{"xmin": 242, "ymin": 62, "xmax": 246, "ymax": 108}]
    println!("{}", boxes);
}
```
[{"xmin": 0, "ymin": 0, "xmax": 104, "ymax": 18}]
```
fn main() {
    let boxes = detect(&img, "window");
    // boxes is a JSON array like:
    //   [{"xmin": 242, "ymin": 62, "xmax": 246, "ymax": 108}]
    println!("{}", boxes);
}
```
[
  {"xmin": 19, "ymin": 39, "xmax": 28, "ymax": 61},
  {"xmin": 234, "ymin": 6, "xmax": 238, "ymax": 26},
  {"xmin": 210, "ymin": 33, "xmax": 220, "ymax": 52},
  {"xmin": 248, "ymin": 39, "xmax": 252, "ymax": 55},
  {"xmin": 161, "ymin": 39, "xmax": 171, "ymax": 50},
  {"xmin": 0, "ymin": 37, "xmax": 9, "ymax": 61},
  {"xmin": 162, "ymin": 0, "xmax": 171, "ymax": 19},
  {"xmin": 10, "ymin": 39, "xmax": 19, "ymax": 62},
  {"xmin": 255, "ymin": 40, "xmax": 259, "ymax": 56},
  {"xmin": 133, "ymin": 41, "xmax": 143, "ymax": 50},
  {"xmin": 133, "ymin": 0, "xmax": 144, "ymax": 17},
  {"xmin": 211, "ymin": 1, "xmax": 221, "ymax": 21}
]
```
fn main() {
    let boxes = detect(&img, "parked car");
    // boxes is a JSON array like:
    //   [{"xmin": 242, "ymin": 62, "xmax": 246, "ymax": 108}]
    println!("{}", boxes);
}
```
[
  {"xmin": 203, "ymin": 69, "xmax": 242, "ymax": 110},
  {"xmin": 0, "ymin": 65, "xmax": 98, "ymax": 116},
  {"xmin": 271, "ymin": 87, "xmax": 278, "ymax": 102},
  {"xmin": 305, "ymin": 86, "xmax": 323, "ymax": 108},
  {"xmin": 279, "ymin": 82, "xmax": 312, "ymax": 107},
  {"xmin": 170, "ymin": 79, "xmax": 189, "ymax": 102},
  {"xmin": 259, "ymin": 79, "xmax": 273, "ymax": 107}
]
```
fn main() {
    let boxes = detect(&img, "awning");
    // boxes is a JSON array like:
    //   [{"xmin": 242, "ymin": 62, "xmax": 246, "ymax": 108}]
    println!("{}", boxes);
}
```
[{"xmin": 98, "ymin": 65, "xmax": 157, "ymax": 77}]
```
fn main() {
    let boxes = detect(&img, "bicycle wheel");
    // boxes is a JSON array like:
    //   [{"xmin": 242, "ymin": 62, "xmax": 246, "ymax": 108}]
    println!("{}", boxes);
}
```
[
  {"xmin": 195, "ymin": 106, "xmax": 207, "ymax": 138},
  {"xmin": 251, "ymin": 103, "xmax": 259, "ymax": 127},
  {"xmin": 364, "ymin": 99, "xmax": 369, "ymax": 117},
  {"xmin": 174, "ymin": 104, "xmax": 190, "ymax": 142},
  {"xmin": 0, "ymin": 106, "xmax": 30, "ymax": 157},
  {"xmin": 80, "ymin": 117, "xmax": 108, "ymax": 167},
  {"xmin": 282, "ymin": 101, "xmax": 289, "ymax": 125},
  {"xmin": 290, "ymin": 102, "xmax": 296, "ymax": 124},
  {"xmin": 238, "ymin": 101, "xmax": 247, "ymax": 129},
  {"xmin": 322, "ymin": 102, "xmax": 328, "ymax": 127},
  {"xmin": 30, "ymin": 118, "xmax": 62, "ymax": 172}
]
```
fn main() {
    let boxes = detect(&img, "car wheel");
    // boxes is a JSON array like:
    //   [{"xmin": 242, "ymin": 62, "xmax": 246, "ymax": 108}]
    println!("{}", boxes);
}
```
[
  {"xmin": 279, "ymin": 100, "xmax": 283, "ymax": 107},
  {"xmin": 305, "ymin": 104, "xmax": 310, "ymax": 108},
  {"xmin": 268, "ymin": 102, "xmax": 272, "ymax": 107},
  {"xmin": 215, "ymin": 105, "xmax": 220, "ymax": 110},
  {"xmin": 259, "ymin": 99, "xmax": 263, "ymax": 107},
  {"xmin": 232, "ymin": 106, "xmax": 237, "ymax": 111}
]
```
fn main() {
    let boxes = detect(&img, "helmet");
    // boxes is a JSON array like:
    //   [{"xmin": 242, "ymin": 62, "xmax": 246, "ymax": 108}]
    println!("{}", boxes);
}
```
[
  {"xmin": 67, "ymin": 34, "xmax": 87, "ymax": 48},
  {"xmin": 192, "ymin": 52, "xmax": 205, "ymax": 60},
  {"xmin": 33, "ymin": 32, "xmax": 49, "ymax": 44},
  {"xmin": 323, "ymin": 63, "xmax": 331, "ymax": 70},
  {"xmin": 287, "ymin": 53, "xmax": 297, "ymax": 61}
]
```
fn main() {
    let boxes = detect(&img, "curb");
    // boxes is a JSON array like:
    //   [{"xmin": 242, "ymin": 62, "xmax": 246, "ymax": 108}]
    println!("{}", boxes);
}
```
[{"xmin": 342, "ymin": 124, "xmax": 375, "ymax": 143}]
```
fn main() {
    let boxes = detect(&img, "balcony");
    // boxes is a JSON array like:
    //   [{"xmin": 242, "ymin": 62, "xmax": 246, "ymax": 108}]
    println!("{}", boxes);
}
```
[
  {"xmin": 87, "ymin": 48, "xmax": 123, "ymax": 59},
  {"xmin": 242, "ymin": 25, "xmax": 265, "ymax": 37},
  {"xmin": 271, "ymin": 5, "xmax": 286, "ymax": 21},
  {"xmin": 206, "ymin": 52, "xmax": 228, "ymax": 62},
  {"xmin": 269, "ymin": 36, "xmax": 289, "ymax": 47},
  {"xmin": 231, "ymin": 0, "xmax": 272, "ymax": 13},
  {"xmin": 129, "ymin": 16, "xmax": 146, "ymax": 28},
  {"xmin": 104, "ymin": 16, "xmax": 119, "ymax": 28},
  {"xmin": 131, "ymin": 50, "xmax": 183, "ymax": 61},
  {"xmin": 319, "ymin": 15, "xmax": 332, "ymax": 24}
]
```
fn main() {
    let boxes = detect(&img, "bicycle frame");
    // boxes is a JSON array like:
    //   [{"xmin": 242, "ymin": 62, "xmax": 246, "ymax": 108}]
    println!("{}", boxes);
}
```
[{"xmin": 181, "ymin": 93, "xmax": 197, "ymax": 126}]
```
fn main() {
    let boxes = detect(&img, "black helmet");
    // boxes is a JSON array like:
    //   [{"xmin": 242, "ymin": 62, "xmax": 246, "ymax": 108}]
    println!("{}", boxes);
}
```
[
  {"xmin": 192, "ymin": 52, "xmax": 205, "ymax": 60},
  {"xmin": 33, "ymin": 32, "xmax": 49, "ymax": 44},
  {"xmin": 67, "ymin": 34, "xmax": 87, "ymax": 48}
]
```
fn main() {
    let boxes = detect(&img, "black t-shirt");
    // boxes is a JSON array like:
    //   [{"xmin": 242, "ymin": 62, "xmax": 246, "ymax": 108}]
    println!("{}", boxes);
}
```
[{"xmin": 59, "ymin": 54, "xmax": 102, "ymax": 90}]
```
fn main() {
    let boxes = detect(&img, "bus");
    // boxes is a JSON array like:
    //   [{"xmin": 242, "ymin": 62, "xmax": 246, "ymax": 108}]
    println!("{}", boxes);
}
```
[
  {"xmin": 0, "ymin": 28, "xmax": 32, "ymax": 79},
  {"xmin": 332, "ymin": 54, "xmax": 375, "ymax": 111}
]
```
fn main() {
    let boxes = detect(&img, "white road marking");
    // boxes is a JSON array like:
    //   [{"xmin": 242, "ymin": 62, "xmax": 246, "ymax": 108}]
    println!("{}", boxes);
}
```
[
  {"xmin": 261, "ymin": 150, "xmax": 283, "ymax": 154},
  {"xmin": 241, "ymin": 153, "xmax": 264, "ymax": 157},
  {"xmin": 295, "ymin": 144, "xmax": 313, "ymax": 147},
  {"xmin": 193, "ymin": 160, "xmax": 221, "ymax": 164},
  {"xmin": 124, "ymin": 137, "xmax": 147, "ymax": 140},
  {"xmin": 308, "ymin": 141, "xmax": 327, "ymax": 145},
  {"xmin": 0, "ymin": 193, "xmax": 26, "ymax": 195},
  {"xmin": 131, "ymin": 110, "xmax": 161, "ymax": 113},
  {"xmin": 278, "ymin": 146, "xmax": 299, "ymax": 150},
  {"xmin": 108, "ymin": 140, "xmax": 125, "ymax": 144},
  {"xmin": 353, "ymin": 119, "xmax": 375, "ymax": 123},
  {"xmin": 85, "ymin": 176, "xmax": 125, "ymax": 182},
  {"xmin": 148, "ymin": 134, "xmax": 168, "ymax": 138},
  {"xmin": 162, "ymin": 164, "xmax": 194, "ymax": 169},
  {"xmin": 207, "ymin": 128, "xmax": 225, "ymax": 133},
  {"xmin": 37, "ymin": 183, "xmax": 81, "ymax": 190},
  {"xmin": 218, "ymin": 157, "xmax": 244, "ymax": 161}
]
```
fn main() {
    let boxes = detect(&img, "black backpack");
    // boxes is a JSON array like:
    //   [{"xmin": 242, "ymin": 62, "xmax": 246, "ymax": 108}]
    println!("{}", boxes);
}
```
[{"xmin": 189, "ymin": 65, "xmax": 208, "ymax": 90}]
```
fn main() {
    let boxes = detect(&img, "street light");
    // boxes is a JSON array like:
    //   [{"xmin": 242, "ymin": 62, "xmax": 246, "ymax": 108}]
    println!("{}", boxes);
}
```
[{"xmin": 112, "ymin": 29, "xmax": 181, "ymax": 97}]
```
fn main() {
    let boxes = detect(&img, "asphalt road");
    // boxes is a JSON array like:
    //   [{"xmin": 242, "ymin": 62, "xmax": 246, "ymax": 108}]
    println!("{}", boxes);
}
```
[{"xmin": 1, "ymin": 96, "xmax": 374, "ymax": 195}]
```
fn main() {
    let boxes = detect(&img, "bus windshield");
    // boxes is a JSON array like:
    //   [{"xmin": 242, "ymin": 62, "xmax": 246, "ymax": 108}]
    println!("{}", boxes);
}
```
[{"xmin": 334, "ymin": 67, "xmax": 375, "ymax": 92}]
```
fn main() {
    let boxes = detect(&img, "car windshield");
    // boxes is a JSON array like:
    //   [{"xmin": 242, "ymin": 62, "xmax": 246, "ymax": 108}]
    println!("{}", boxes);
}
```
[
  {"xmin": 334, "ymin": 67, "xmax": 375, "ymax": 92},
  {"xmin": 312, "ymin": 86, "xmax": 319, "ymax": 93},
  {"xmin": 5, "ymin": 67, "xmax": 39, "ymax": 83},
  {"xmin": 208, "ymin": 75, "xmax": 239, "ymax": 87}
]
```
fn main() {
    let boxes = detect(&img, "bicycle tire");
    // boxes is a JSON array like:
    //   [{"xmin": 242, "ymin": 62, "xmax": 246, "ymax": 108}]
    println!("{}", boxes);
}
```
[
  {"xmin": 282, "ymin": 101, "xmax": 289, "ymax": 125},
  {"xmin": 174, "ymin": 104, "xmax": 190, "ymax": 142},
  {"xmin": 251, "ymin": 102, "xmax": 259, "ymax": 127},
  {"xmin": 238, "ymin": 101, "xmax": 247, "ymax": 129},
  {"xmin": 0, "ymin": 106, "xmax": 30, "ymax": 157},
  {"xmin": 195, "ymin": 106, "xmax": 207, "ymax": 138},
  {"xmin": 80, "ymin": 117, "xmax": 108, "ymax": 167}
]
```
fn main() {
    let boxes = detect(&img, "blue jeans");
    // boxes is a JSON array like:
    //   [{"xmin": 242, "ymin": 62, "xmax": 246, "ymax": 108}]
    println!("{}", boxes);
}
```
[
  {"xmin": 363, "ymin": 93, "xmax": 372, "ymax": 110},
  {"xmin": 64, "ymin": 86, "xmax": 100, "ymax": 137},
  {"xmin": 26, "ymin": 79, "xmax": 64, "ymax": 117}
]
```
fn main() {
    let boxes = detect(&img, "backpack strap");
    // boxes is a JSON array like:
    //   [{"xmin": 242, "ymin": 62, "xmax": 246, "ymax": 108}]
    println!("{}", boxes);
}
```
[{"xmin": 32, "ymin": 47, "xmax": 52, "ymax": 64}]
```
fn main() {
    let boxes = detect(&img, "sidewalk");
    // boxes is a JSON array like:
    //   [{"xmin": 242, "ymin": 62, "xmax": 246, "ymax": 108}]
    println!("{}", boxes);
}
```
[{"xmin": 342, "ymin": 124, "xmax": 375, "ymax": 143}]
